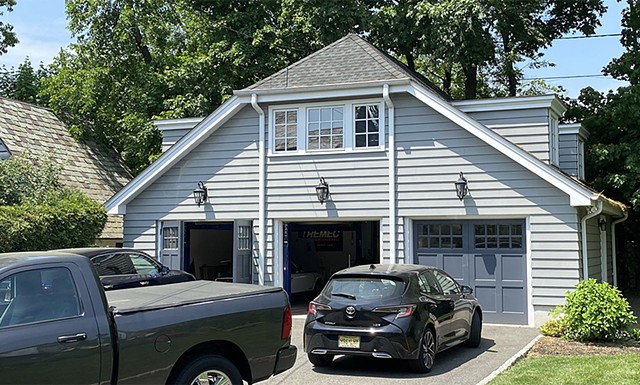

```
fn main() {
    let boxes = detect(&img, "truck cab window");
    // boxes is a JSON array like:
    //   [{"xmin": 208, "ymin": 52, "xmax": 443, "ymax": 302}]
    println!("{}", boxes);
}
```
[{"xmin": 0, "ymin": 268, "xmax": 81, "ymax": 328}]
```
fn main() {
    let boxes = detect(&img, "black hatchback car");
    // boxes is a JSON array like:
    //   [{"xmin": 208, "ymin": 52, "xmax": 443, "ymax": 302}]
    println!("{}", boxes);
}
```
[
  {"xmin": 51, "ymin": 248, "xmax": 195, "ymax": 290},
  {"xmin": 304, "ymin": 264, "xmax": 482, "ymax": 372}
]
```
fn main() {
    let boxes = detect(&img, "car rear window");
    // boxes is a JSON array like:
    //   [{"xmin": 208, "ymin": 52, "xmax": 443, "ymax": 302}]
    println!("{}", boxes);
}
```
[{"xmin": 323, "ymin": 276, "xmax": 406, "ymax": 300}]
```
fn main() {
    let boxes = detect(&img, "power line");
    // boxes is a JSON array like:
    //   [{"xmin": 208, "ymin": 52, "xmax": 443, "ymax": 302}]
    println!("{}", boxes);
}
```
[
  {"xmin": 557, "ymin": 33, "xmax": 621, "ymax": 40},
  {"xmin": 524, "ymin": 74, "xmax": 609, "ymax": 80}
]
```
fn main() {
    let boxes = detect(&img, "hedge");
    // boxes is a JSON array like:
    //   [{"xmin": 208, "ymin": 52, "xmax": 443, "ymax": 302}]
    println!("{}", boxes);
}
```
[{"xmin": 0, "ymin": 189, "xmax": 107, "ymax": 252}]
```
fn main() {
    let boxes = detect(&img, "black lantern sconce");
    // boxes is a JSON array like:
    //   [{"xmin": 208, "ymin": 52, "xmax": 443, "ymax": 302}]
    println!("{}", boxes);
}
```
[
  {"xmin": 598, "ymin": 218, "xmax": 607, "ymax": 232},
  {"xmin": 193, "ymin": 181, "xmax": 208, "ymax": 207},
  {"xmin": 454, "ymin": 172, "xmax": 469, "ymax": 201},
  {"xmin": 315, "ymin": 177, "xmax": 330, "ymax": 204}
]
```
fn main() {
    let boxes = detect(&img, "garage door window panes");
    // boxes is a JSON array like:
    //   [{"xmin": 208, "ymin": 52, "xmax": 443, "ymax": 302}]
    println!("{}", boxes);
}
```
[
  {"xmin": 417, "ymin": 224, "xmax": 463, "ymax": 249},
  {"xmin": 474, "ymin": 224, "xmax": 523, "ymax": 249}
]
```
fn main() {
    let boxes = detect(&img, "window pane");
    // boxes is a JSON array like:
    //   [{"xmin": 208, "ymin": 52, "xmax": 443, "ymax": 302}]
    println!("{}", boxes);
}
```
[
  {"xmin": 512, "ymin": 224, "xmax": 523, "ymax": 235},
  {"xmin": 487, "ymin": 237, "xmax": 497, "ymax": 248},
  {"xmin": 418, "ymin": 237, "xmax": 428, "ymax": 248},
  {"xmin": 275, "ymin": 125, "xmax": 285, "ymax": 137},
  {"xmin": 475, "ymin": 225, "xmax": 485, "ymax": 236},
  {"xmin": 369, "ymin": 120, "xmax": 379, "ymax": 132},
  {"xmin": 356, "ymin": 135, "xmax": 366, "ymax": 147},
  {"xmin": 418, "ymin": 225, "xmax": 428, "ymax": 235},
  {"xmin": 275, "ymin": 111, "xmax": 285, "ymax": 124},
  {"xmin": 320, "ymin": 136, "xmax": 331, "ymax": 148},
  {"xmin": 321, "ymin": 108, "xmax": 331, "ymax": 121},
  {"xmin": 355, "ymin": 120, "xmax": 366, "ymax": 133},
  {"xmin": 452, "ymin": 224, "xmax": 462, "ymax": 235},
  {"xmin": 441, "ymin": 225, "xmax": 451, "ymax": 235},
  {"xmin": 499, "ymin": 225, "xmax": 510, "ymax": 235},
  {"xmin": 429, "ymin": 225, "xmax": 439, "ymax": 235},
  {"xmin": 355, "ymin": 106, "xmax": 367, "ymax": 119},
  {"xmin": 499, "ymin": 239, "xmax": 510, "ymax": 249},
  {"xmin": 512, "ymin": 237, "xmax": 522, "ymax": 249},
  {"xmin": 452, "ymin": 237, "xmax": 463, "ymax": 248},
  {"xmin": 287, "ymin": 111, "xmax": 297, "ymax": 123},
  {"xmin": 287, "ymin": 126, "xmax": 297, "ymax": 137},
  {"xmin": 308, "ymin": 137, "xmax": 319, "ymax": 149},
  {"xmin": 333, "ymin": 135, "xmax": 343, "ymax": 148},
  {"xmin": 368, "ymin": 134, "xmax": 379, "ymax": 146},
  {"xmin": 275, "ymin": 139, "xmax": 285, "ymax": 151},
  {"xmin": 333, "ymin": 107, "xmax": 343, "ymax": 120},
  {"xmin": 367, "ymin": 105, "xmax": 379, "ymax": 118},
  {"xmin": 287, "ymin": 138, "xmax": 297, "ymax": 150},
  {"xmin": 308, "ymin": 108, "xmax": 319, "ymax": 122}
]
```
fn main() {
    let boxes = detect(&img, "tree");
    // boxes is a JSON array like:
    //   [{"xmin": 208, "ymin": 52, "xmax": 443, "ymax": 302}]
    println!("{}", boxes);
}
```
[
  {"xmin": 0, "ymin": 0, "xmax": 17, "ymax": 55},
  {"xmin": 564, "ymin": 0, "xmax": 640, "ymax": 289},
  {"xmin": 0, "ymin": 58, "xmax": 50, "ymax": 106}
]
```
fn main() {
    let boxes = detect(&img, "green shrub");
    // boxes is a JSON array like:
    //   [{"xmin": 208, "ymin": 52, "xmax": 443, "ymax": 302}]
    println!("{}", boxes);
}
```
[
  {"xmin": 0, "ymin": 189, "xmax": 107, "ymax": 252},
  {"xmin": 562, "ymin": 278, "xmax": 636, "ymax": 341},
  {"xmin": 632, "ymin": 328, "xmax": 640, "ymax": 342},
  {"xmin": 540, "ymin": 316, "xmax": 567, "ymax": 337}
]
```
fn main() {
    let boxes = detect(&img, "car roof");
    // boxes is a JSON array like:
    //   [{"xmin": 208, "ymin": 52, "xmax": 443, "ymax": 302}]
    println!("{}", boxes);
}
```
[
  {"xmin": 0, "ymin": 251, "xmax": 89, "ymax": 273},
  {"xmin": 331, "ymin": 263, "xmax": 435, "ymax": 280},
  {"xmin": 50, "ymin": 247, "xmax": 148, "ymax": 258}
]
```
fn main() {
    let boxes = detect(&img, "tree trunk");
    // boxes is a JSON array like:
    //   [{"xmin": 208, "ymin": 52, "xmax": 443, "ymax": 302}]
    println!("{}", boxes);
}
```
[
  {"xmin": 132, "ymin": 26, "xmax": 152, "ymax": 65},
  {"xmin": 502, "ymin": 33, "xmax": 517, "ymax": 96},
  {"xmin": 463, "ymin": 64, "xmax": 477, "ymax": 99},
  {"xmin": 442, "ymin": 65, "xmax": 452, "ymax": 97},
  {"xmin": 405, "ymin": 52, "xmax": 415, "ymax": 72}
]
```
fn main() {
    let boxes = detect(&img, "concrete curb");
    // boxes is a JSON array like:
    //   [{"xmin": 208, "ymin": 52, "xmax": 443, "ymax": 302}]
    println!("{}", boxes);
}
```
[{"xmin": 475, "ymin": 334, "xmax": 542, "ymax": 385}]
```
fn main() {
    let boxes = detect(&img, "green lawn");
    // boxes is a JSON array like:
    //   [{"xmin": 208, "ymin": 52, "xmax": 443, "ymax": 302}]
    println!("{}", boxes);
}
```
[{"xmin": 488, "ymin": 354, "xmax": 640, "ymax": 385}]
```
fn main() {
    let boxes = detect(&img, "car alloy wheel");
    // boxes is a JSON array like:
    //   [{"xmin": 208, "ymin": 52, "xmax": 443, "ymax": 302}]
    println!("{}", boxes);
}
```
[{"xmin": 410, "ymin": 327, "xmax": 435, "ymax": 373}]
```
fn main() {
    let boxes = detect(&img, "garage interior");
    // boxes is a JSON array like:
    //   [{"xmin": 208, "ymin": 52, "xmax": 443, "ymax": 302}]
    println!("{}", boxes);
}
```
[
  {"xmin": 286, "ymin": 221, "xmax": 380, "ymax": 295},
  {"xmin": 184, "ymin": 222, "xmax": 234, "ymax": 281}
]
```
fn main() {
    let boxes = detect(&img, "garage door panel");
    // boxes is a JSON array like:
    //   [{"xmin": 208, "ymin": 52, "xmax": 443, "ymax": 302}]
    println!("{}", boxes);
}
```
[
  {"xmin": 474, "ymin": 286, "xmax": 497, "ymax": 313},
  {"xmin": 501, "ymin": 254, "xmax": 525, "ymax": 281},
  {"xmin": 417, "ymin": 253, "xmax": 440, "ymax": 267},
  {"xmin": 502, "ymin": 287, "xmax": 525, "ymax": 313},
  {"xmin": 474, "ymin": 254, "xmax": 497, "ymax": 280},
  {"xmin": 443, "ymin": 254, "xmax": 465, "ymax": 282}
]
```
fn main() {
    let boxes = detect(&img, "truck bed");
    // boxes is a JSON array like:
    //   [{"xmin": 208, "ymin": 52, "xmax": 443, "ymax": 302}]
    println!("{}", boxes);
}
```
[{"xmin": 106, "ymin": 280, "xmax": 283, "ymax": 314}]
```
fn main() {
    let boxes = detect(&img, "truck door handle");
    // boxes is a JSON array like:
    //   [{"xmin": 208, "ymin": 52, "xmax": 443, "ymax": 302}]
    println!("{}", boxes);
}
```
[{"xmin": 57, "ymin": 333, "xmax": 87, "ymax": 343}]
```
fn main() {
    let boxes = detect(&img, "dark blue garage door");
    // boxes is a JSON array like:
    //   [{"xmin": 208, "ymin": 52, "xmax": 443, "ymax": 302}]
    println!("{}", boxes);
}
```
[{"xmin": 414, "ymin": 220, "xmax": 527, "ymax": 325}]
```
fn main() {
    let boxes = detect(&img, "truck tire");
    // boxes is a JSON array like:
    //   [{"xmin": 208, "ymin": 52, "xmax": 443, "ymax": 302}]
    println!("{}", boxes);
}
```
[{"xmin": 170, "ymin": 354, "xmax": 242, "ymax": 385}]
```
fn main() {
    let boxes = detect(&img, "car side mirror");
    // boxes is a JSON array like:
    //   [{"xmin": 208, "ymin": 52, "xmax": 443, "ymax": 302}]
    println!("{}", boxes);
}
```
[
  {"xmin": 160, "ymin": 266, "xmax": 170, "ymax": 275},
  {"xmin": 461, "ymin": 285, "xmax": 473, "ymax": 295}
]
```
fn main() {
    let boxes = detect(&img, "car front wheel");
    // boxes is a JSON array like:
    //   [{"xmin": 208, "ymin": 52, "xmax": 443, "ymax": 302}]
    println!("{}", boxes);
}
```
[
  {"xmin": 409, "ymin": 327, "xmax": 436, "ymax": 373},
  {"xmin": 465, "ymin": 311, "xmax": 482, "ymax": 348}
]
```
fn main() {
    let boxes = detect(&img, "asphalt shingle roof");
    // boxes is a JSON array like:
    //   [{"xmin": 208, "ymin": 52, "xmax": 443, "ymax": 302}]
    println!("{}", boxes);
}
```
[
  {"xmin": 245, "ymin": 34, "xmax": 449, "ymax": 99},
  {"xmin": 0, "ymin": 97, "xmax": 132, "ymax": 240}
]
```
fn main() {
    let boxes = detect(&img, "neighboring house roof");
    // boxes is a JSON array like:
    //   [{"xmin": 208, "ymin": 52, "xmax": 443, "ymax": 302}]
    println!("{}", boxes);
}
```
[
  {"xmin": 0, "ymin": 97, "xmax": 133, "ymax": 239},
  {"xmin": 105, "ymin": 34, "xmax": 625, "ymax": 217}
]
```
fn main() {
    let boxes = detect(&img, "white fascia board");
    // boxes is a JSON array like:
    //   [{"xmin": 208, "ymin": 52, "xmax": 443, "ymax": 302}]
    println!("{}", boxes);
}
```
[
  {"xmin": 106, "ymin": 97, "xmax": 245, "ymax": 215},
  {"xmin": 453, "ymin": 94, "xmax": 567, "ymax": 117},
  {"xmin": 559, "ymin": 123, "xmax": 590, "ymax": 139},
  {"xmin": 154, "ymin": 117, "xmax": 205, "ymax": 131},
  {"xmin": 235, "ymin": 79, "xmax": 412, "ymax": 103},
  {"xmin": 410, "ymin": 83, "xmax": 595, "ymax": 207}
]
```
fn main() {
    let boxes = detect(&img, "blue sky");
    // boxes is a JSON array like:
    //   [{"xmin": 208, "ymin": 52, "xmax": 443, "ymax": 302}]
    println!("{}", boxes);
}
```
[{"xmin": 0, "ymin": 0, "xmax": 629, "ymax": 98}]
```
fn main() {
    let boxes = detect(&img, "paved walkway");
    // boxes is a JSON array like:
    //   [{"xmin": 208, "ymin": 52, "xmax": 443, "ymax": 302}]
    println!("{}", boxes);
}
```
[{"xmin": 265, "ymin": 316, "xmax": 539, "ymax": 385}]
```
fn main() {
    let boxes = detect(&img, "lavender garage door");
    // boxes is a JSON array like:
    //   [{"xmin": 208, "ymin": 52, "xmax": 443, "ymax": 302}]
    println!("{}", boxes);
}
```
[{"xmin": 415, "ymin": 220, "xmax": 527, "ymax": 324}]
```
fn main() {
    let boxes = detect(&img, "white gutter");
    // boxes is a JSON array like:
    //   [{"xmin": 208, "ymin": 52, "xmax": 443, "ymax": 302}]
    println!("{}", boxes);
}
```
[
  {"xmin": 581, "ymin": 201, "xmax": 603, "ymax": 280},
  {"xmin": 611, "ymin": 211, "xmax": 629, "ymax": 287},
  {"xmin": 251, "ymin": 94, "xmax": 266, "ymax": 286},
  {"xmin": 383, "ymin": 84, "xmax": 396, "ymax": 264}
]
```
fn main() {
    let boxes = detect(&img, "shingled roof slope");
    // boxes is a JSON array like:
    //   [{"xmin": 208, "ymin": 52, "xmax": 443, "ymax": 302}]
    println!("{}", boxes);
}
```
[
  {"xmin": 0, "ymin": 97, "xmax": 132, "ymax": 240},
  {"xmin": 245, "ymin": 34, "xmax": 449, "ymax": 99}
]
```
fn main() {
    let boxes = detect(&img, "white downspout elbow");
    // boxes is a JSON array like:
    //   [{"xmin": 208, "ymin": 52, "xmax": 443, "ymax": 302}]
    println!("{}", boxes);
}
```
[
  {"xmin": 383, "ymin": 84, "xmax": 396, "ymax": 264},
  {"xmin": 611, "ymin": 210, "xmax": 629, "ymax": 287},
  {"xmin": 581, "ymin": 200, "xmax": 603, "ymax": 280},
  {"xmin": 251, "ymin": 94, "xmax": 266, "ymax": 285}
]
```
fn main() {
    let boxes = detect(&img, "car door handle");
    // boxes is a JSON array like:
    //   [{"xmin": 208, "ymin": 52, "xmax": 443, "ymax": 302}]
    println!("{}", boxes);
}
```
[{"xmin": 57, "ymin": 333, "xmax": 87, "ymax": 343}]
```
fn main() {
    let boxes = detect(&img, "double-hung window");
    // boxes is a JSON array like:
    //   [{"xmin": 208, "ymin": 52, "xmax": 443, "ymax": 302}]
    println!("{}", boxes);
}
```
[{"xmin": 270, "ymin": 100, "xmax": 384, "ymax": 154}]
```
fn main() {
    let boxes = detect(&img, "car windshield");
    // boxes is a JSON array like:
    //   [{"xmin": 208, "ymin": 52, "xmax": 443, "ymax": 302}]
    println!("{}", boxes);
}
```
[{"xmin": 323, "ymin": 276, "xmax": 406, "ymax": 300}]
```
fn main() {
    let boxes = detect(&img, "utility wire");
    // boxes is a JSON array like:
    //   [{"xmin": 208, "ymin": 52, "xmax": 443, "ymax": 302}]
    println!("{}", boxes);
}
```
[
  {"xmin": 524, "ymin": 74, "xmax": 609, "ymax": 80},
  {"xmin": 557, "ymin": 33, "xmax": 621, "ymax": 40}
]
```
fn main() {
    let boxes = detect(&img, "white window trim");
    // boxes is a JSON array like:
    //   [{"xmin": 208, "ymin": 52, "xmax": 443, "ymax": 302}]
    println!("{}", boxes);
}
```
[{"xmin": 268, "ymin": 98, "xmax": 385, "ymax": 156}]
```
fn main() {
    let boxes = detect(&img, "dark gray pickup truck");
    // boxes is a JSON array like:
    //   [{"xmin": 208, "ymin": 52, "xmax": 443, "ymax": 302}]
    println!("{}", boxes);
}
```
[{"xmin": 0, "ymin": 251, "xmax": 297, "ymax": 385}]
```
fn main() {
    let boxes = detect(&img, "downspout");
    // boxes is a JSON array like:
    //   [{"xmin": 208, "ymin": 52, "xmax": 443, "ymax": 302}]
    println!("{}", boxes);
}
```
[
  {"xmin": 383, "ymin": 84, "xmax": 396, "ymax": 264},
  {"xmin": 581, "ymin": 200, "xmax": 603, "ymax": 280},
  {"xmin": 611, "ymin": 210, "xmax": 629, "ymax": 287},
  {"xmin": 251, "ymin": 94, "xmax": 265, "ymax": 285}
]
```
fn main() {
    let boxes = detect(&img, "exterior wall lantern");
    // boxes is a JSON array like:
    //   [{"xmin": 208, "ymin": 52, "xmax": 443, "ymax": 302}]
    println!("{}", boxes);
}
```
[
  {"xmin": 454, "ymin": 172, "xmax": 468, "ymax": 201},
  {"xmin": 193, "ymin": 181, "xmax": 208, "ymax": 207},
  {"xmin": 315, "ymin": 177, "xmax": 330, "ymax": 204}
]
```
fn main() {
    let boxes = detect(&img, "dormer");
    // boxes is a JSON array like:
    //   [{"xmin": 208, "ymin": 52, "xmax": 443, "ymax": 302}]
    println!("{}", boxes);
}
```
[
  {"xmin": 453, "ymin": 95, "xmax": 566, "ymax": 167},
  {"xmin": 154, "ymin": 117, "xmax": 204, "ymax": 152},
  {"xmin": 558, "ymin": 123, "xmax": 589, "ymax": 180}
]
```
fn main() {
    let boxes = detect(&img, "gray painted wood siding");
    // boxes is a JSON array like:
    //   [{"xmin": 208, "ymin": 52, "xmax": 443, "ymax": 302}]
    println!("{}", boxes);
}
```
[
  {"xmin": 394, "ymin": 94, "xmax": 580, "ymax": 313},
  {"xmin": 161, "ymin": 128, "xmax": 190, "ymax": 152},
  {"xmin": 559, "ymin": 132, "xmax": 579, "ymax": 177},
  {"xmin": 462, "ymin": 108, "xmax": 551, "ymax": 162},
  {"xmin": 124, "ymin": 105, "xmax": 261, "ymax": 256}
]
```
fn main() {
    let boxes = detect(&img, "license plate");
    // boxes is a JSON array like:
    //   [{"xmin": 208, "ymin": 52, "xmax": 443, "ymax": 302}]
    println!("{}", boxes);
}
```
[{"xmin": 338, "ymin": 335, "xmax": 360, "ymax": 349}]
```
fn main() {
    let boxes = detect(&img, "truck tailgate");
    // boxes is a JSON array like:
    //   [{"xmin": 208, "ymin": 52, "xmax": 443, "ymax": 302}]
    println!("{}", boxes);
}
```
[{"xmin": 106, "ymin": 280, "xmax": 283, "ymax": 314}]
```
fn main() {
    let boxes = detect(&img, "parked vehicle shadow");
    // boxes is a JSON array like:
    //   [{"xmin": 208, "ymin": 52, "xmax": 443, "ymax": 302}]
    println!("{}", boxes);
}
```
[
  {"xmin": 310, "ymin": 337, "xmax": 497, "ymax": 378},
  {"xmin": 289, "ymin": 293, "xmax": 316, "ymax": 316}
]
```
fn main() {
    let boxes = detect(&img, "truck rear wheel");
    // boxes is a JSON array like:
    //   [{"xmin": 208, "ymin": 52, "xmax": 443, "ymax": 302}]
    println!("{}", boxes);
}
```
[{"xmin": 170, "ymin": 354, "xmax": 242, "ymax": 385}]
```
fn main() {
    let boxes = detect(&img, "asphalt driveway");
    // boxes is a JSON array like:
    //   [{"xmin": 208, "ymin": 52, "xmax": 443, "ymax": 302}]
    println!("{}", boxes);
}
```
[{"xmin": 264, "ymin": 313, "xmax": 539, "ymax": 385}]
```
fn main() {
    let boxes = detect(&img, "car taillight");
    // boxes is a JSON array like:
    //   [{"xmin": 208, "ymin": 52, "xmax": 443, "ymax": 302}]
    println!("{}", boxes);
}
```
[
  {"xmin": 282, "ymin": 304, "xmax": 292, "ymax": 340},
  {"xmin": 372, "ymin": 305, "xmax": 416, "ymax": 319},
  {"xmin": 308, "ymin": 301, "xmax": 332, "ymax": 316}
]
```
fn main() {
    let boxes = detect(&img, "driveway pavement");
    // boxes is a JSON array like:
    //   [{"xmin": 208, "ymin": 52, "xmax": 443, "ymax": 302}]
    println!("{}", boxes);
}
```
[{"xmin": 265, "ymin": 314, "xmax": 539, "ymax": 385}]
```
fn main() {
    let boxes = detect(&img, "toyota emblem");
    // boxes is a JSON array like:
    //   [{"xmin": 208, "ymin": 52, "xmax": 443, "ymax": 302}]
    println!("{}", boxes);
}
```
[{"xmin": 345, "ymin": 306, "xmax": 356, "ymax": 318}]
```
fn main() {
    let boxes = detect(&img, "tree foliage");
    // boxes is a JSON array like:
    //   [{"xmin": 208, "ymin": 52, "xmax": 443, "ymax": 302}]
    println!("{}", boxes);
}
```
[
  {"xmin": 0, "ymin": 58, "xmax": 50, "ymax": 106},
  {"xmin": 0, "ymin": 153, "xmax": 107, "ymax": 252},
  {"xmin": 564, "ymin": 0, "xmax": 640, "ymax": 289},
  {"xmin": 0, "ymin": 0, "xmax": 18, "ymax": 55}
]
